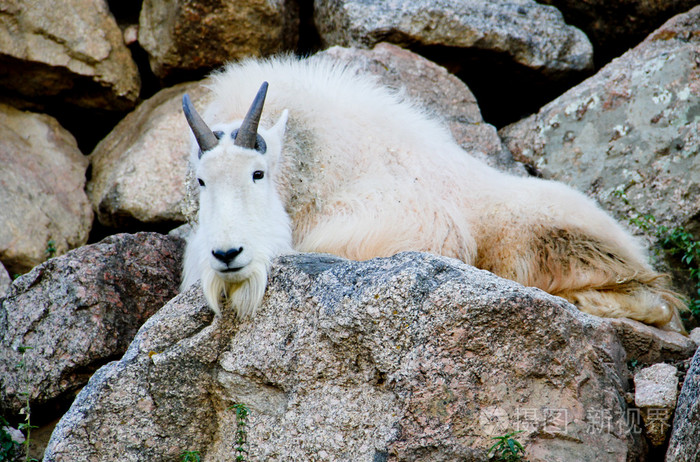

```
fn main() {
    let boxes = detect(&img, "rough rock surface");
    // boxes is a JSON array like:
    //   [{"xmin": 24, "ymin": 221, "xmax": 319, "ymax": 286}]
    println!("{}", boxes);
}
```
[
  {"xmin": 500, "ymin": 7, "xmax": 700, "ymax": 237},
  {"xmin": 0, "ymin": 263, "xmax": 10, "ymax": 299},
  {"xmin": 0, "ymin": 0, "xmax": 140, "ymax": 110},
  {"xmin": 87, "ymin": 81, "xmax": 211, "ymax": 229},
  {"xmin": 0, "ymin": 232, "xmax": 184, "ymax": 415},
  {"xmin": 691, "ymin": 327, "xmax": 700, "ymax": 347},
  {"xmin": 666, "ymin": 346, "xmax": 700, "ymax": 461},
  {"xmin": 45, "ymin": 252, "xmax": 644, "ymax": 462},
  {"xmin": 318, "ymin": 43, "xmax": 525, "ymax": 174},
  {"xmin": 314, "ymin": 0, "xmax": 593, "ymax": 77},
  {"xmin": 138, "ymin": 0, "xmax": 299, "ymax": 79},
  {"xmin": 607, "ymin": 317, "xmax": 698, "ymax": 364},
  {"xmin": 634, "ymin": 363, "xmax": 679, "ymax": 446},
  {"xmin": 0, "ymin": 103, "xmax": 93, "ymax": 275}
]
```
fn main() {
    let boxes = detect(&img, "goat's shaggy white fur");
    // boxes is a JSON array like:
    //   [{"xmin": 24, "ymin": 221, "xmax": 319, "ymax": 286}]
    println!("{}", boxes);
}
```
[{"xmin": 181, "ymin": 54, "xmax": 685, "ymax": 332}]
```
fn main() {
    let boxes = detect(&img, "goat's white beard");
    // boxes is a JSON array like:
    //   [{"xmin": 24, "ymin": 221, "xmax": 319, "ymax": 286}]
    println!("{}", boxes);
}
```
[
  {"xmin": 181, "ymin": 220, "xmax": 292, "ymax": 318},
  {"xmin": 200, "ymin": 260, "xmax": 269, "ymax": 318}
]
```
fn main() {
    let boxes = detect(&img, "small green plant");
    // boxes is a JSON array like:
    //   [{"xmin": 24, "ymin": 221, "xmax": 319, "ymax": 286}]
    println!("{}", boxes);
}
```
[
  {"xmin": 16, "ymin": 346, "xmax": 38, "ymax": 462},
  {"xmin": 613, "ymin": 190, "xmax": 700, "ymax": 324},
  {"xmin": 228, "ymin": 403, "xmax": 250, "ymax": 462},
  {"xmin": 44, "ymin": 239, "xmax": 56, "ymax": 259},
  {"xmin": 0, "ymin": 416, "xmax": 20, "ymax": 461},
  {"xmin": 488, "ymin": 431, "xmax": 525, "ymax": 461},
  {"xmin": 180, "ymin": 450, "xmax": 202, "ymax": 462},
  {"xmin": 657, "ymin": 225, "xmax": 700, "ymax": 313}
]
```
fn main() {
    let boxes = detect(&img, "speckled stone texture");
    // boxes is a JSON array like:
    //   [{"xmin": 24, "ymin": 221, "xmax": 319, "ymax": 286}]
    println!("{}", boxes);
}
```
[
  {"xmin": 0, "ymin": 263, "xmax": 10, "ymax": 299},
  {"xmin": 666, "ymin": 347, "xmax": 700, "ymax": 462},
  {"xmin": 0, "ymin": 232, "xmax": 184, "ymax": 416},
  {"xmin": 499, "ymin": 6, "xmax": 700, "ymax": 237},
  {"xmin": 45, "ymin": 252, "xmax": 644, "ymax": 462}
]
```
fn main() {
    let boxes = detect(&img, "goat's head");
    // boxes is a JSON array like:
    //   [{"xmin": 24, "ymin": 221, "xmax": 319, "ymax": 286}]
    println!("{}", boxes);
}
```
[{"xmin": 182, "ymin": 82, "xmax": 292, "ymax": 316}]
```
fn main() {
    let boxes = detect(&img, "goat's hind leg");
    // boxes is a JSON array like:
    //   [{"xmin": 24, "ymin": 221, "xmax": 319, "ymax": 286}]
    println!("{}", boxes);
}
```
[
  {"xmin": 558, "ymin": 282, "xmax": 685, "ymax": 332},
  {"xmin": 530, "ymin": 228, "xmax": 686, "ymax": 332}
]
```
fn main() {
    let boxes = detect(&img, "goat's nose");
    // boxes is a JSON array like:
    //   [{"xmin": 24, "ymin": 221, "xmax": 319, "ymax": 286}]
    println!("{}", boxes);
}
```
[{"xmin": 212, "ymin": 247, "xmax": 243, "ymax": 265}]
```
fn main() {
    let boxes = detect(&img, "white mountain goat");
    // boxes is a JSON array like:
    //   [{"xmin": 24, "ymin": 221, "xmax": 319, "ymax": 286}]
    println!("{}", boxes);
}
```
[{"xmin": 180, "ymin": 55, "xmax": 684, "ymax": 332}]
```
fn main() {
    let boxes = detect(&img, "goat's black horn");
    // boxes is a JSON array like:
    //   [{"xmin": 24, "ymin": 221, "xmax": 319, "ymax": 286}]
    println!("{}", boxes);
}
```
[
  {"xmin": 234, "ymin": 82, "xmax": 268, "ymax": 149},
  {"xmin": 182, "ymin": 94, "xmax": 218, "ymax": 153}
]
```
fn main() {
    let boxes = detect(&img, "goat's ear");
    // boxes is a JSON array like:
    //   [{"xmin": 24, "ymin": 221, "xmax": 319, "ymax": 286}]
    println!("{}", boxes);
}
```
[
  {"xmin": 269, "ymin": 109, "xmax": 288, "ymax": 140},
  {"xmin": 264, "ymin": 110, "xmax": 288, "ymax": 171}
]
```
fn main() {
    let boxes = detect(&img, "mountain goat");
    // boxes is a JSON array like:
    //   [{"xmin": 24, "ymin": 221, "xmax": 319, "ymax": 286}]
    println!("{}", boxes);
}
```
[{"xmin": 181, "ymin": 54, "xmax": 684, "ymax": 333}]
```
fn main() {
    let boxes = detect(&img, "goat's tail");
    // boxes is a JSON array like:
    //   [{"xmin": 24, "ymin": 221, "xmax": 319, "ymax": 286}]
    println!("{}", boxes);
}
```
[{"xmin": 502, "ymin": 226, "xmax": 687, "ymax": 334}]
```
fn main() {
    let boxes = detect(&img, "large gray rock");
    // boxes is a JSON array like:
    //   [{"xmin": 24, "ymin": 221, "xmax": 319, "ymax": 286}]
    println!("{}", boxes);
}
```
[
  {"xmin": 87, "ymin": 81, "xmax": 211, "ymax": 229},
  {"xmin": 500, "ymin": 7, "xmax": 700, "ymax": 238},
  {"xmin": 0, "ymin": 0, "xmax": 140, "ymax": 111},
  {"xmin": 138, "ymin": 0, "xmax": 300, "ymax": 79},
  {"xmin": 45, "ymin": 252, "xmax": 644, "ymax": 462},
  {"xmin": 0, "ymin": 103, "xmax": 93, "ymax": 275},
  {"xmin": 666, "ymin": 347, "xmax": 700, "ymax": 461},
  {"xmin": 314, "ymin": 0, "xmax": 593, "ymax": 77},
  {"xmin": 318, "ymin": 43, "xmax": 525, "ymax": 174},
  {"xmin": 0, "ymin": 232, "xmax": 184, "ymax": 416}
]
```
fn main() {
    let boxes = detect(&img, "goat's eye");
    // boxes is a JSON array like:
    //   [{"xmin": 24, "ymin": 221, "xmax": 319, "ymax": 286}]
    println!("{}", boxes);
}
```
[
  {"xmin": 252, "ymin": 171, "xmax": 265, "ymax": 182},
  {"xmin": 213, "ymin": 131, "xmax": 224, "ymax": 140},
  {"xmin": 198, "ymin": 178, "xmax": 205, "ymax": 187}
]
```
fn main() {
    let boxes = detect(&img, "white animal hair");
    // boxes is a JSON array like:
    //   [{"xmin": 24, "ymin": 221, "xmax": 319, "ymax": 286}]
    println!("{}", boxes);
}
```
[{"xmin": 181, "ymin": 53, "xmax": 685, "ymax": 332}]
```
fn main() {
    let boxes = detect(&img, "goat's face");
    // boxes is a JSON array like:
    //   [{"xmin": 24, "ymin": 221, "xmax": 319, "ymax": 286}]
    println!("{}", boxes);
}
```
[
  {"xmin": 183, "ymin": 83, "xmax": 292, "ymax": 302},
  {"xmin": 194, "ymin": 113, "xmax": 291, "ymax": 283}
]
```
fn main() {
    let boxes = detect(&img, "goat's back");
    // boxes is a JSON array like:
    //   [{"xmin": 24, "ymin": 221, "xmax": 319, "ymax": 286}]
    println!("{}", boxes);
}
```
[{"xmin": 201, "ymin": 55, "xmax": 496, "ymax": 260}]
